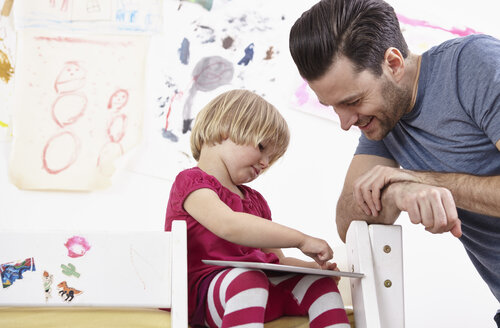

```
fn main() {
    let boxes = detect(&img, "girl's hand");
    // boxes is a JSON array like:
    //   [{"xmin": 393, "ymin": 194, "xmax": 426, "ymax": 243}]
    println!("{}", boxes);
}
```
[
  {"xmin": 298, "ymin": 236, "xmax": 333, "ymax": 269},
  {"xmin": 324, "ymin": 261, "xmax": 341, "ymax": 285}
]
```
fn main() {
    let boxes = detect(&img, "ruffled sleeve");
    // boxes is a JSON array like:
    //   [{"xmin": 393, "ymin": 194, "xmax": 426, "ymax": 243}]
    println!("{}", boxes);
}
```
[
  {"xmin": 168, "ymin": 168, "xmax": 222, "ymax": 216},
  {"xmin": 240, "ymin": 185, "xmax": 272, "ymax": 220}
]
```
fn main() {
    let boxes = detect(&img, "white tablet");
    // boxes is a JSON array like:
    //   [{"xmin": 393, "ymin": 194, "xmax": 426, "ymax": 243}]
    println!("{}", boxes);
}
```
[{"xmin": 202, "ymin": 260, "xmax": 364, "ymax": 278}]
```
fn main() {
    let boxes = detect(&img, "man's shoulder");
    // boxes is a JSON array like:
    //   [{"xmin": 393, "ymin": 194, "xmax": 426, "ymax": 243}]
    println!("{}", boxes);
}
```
[{"xmin": 430, "ymin": 34, "xmax": 498, "ymax": 55}]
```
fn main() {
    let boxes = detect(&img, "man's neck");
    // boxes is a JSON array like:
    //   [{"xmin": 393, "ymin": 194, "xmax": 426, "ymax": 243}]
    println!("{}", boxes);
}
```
[{"xmin": 407, "ymin": 53, "xmax": 422, "ymax": 111}]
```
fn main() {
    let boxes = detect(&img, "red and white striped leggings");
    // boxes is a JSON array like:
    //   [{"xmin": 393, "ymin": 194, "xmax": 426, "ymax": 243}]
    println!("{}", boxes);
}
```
[{"xmin": 204, "ymin": 268, "xmax": 350, "ymax": 328}]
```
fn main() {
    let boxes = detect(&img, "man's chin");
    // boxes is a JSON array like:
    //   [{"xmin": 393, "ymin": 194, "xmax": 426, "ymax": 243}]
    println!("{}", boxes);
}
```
[{"xmin": 362, "ymin": 130, "xmax": 388, "ymax": 141}]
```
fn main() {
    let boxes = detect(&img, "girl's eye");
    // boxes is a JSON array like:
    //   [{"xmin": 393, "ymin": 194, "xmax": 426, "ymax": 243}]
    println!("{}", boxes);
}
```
[{"xmin": 258, "ymin": 143, "xmax": 264, "ymax": 151}]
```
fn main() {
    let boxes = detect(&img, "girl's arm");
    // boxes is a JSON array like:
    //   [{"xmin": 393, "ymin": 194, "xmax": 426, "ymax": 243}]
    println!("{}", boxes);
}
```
[
  {"xmin": 262, "ymin": 248, "xmax": 317, "ymax": 268},
  {"xmin": 263, "ymin": 248, "xmax": 340, "ymax": 271},
  {"xmin": 184, "ymin": 187, "xmax": 333, "ymax": 267},
  {"xmin": 263, "ymin": 247, "xmax": 341, "ymax": 283}
]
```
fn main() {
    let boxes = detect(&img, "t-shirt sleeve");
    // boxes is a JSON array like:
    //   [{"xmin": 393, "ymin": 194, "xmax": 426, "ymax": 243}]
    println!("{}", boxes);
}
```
[
  {"xmin": 168, "ymin": 169, "xmax": 222, "ymax": 216},
  {"xmin": 354, "ymin": 133, "xmax": 395, "ymax": 160},
  {"xmin": 457, "ymin": 35, "xmax": 500, "ymax": 145}
]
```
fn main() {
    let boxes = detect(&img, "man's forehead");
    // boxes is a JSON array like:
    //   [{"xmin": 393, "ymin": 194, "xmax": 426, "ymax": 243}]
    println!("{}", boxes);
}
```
[{"xmin": 310, "ymin": 57, "xmax": 378, "ymax": 105}]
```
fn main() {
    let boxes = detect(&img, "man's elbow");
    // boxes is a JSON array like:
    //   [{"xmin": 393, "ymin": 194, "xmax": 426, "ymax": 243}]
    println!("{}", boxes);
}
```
[{"xmin": 336, "ymin": 217, "xmax": 349, "ymax": 243}]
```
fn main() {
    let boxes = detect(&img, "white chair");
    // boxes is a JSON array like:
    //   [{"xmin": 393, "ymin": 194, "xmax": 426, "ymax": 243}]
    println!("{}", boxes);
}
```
[{"xmin": 345, "ymin": 221, "xmax": 405, "ymax": 328}]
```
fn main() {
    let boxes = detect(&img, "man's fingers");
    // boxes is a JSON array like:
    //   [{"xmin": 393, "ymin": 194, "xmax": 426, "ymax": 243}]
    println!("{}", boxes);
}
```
[
  {"xmin": 450, "ymin": 220, "xmax": 462, "ymax": 238},
  {"xmin": 428, "ymin": 192, "xmax": 448, "ymax": 233},
  {"xmin": 419, "ymin": 198, "xmax": 434, "ymax": 228},
  {"xmin": 440, "ymin": 189, "xmax": 461, "ymax": 237},
  {"xmin": 354, "ymin": 189, "xmax": 371, "ymax": 216},
  {"xmin": 407, "ymin": 201, "xmax": 422, "ymax": 225},
  {"xmin": 371, "ymin": 186, "xmax": 382, "ymax": 212}
]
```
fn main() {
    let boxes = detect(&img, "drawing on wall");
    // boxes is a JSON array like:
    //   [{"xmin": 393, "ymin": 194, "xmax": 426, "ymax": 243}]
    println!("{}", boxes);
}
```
[
  {"xmin": 127, "ymin": 0, "xmax": 289, "ymax": 180},
  {"xmin": 0, "ymin": 38, "xmax": 13, "ymax": 83},
  {"xmin": 290, "ymin": 11, "xmax": 484, "ymax": 125},
  {"xmin": 9, "ymin": 30, "xmax": 149, "ymax": 190},
  {"xmin": 42, "ymin": 61, "xmax": 87, "ymax": 175},
  {"xmin": 1, "ymin": 0, "xmax": 14, "ymax": 17},
  {"xmin": 14, "ymin": 0, "xmax": 162, "ymax": 33},
  {"xmin": 50, "ymin": 0, "xmax": 70, "ymax": 12},
  {"xmin": 1, "ymin": 257, "xmax": 36, "ymax": 288},
  {"xmin": 179, "ymin": 0, "xmax": 213, "ymax": 11},
  {"xmin": 97, "ymin": 88, "xmax": 129, "ymax": 175},
  {"xmin": 0, "ymin": 4, "xmax": 16, "ymax": 140},
  {"xmin": 181, "ymin": 56, "xmax": 234, "ymax": 135}
]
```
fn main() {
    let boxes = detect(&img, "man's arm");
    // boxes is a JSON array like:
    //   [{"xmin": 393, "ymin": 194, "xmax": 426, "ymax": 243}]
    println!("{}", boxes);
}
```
[
  {"xmin": 403, "ymin": 170, "xmax": 500, "ymax": 217},
  {"xmin": 415, "ymin": 139, "xmax": 500, "ymax": 216},
  {"xmin": 353, "ymin": 139, "xmax": 500, "ymax": 221},
  {"xmin": 336, "ymin": 154, "xmax": 401, "ymax": 242}
]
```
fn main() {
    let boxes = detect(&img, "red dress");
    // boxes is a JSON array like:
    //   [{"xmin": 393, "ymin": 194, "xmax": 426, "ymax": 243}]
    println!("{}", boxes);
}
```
[{"xmin": 164, "ymin": 167, "xmax": 279, "ymax": 324}]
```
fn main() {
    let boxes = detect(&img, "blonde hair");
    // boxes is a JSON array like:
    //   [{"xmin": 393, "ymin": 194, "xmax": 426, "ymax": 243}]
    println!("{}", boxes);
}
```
[{"xmin": 191, "ymin": 89, "xmax": 290, "ymax": 166}]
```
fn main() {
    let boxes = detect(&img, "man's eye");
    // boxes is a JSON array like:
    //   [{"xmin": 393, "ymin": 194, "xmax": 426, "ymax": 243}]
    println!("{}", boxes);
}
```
[{"xmin": 347, "ymin": 99, "xmax": 360, "ymax": 106}]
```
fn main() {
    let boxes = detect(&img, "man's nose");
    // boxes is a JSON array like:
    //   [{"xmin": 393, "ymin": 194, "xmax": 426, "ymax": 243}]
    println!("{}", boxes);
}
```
[{"xmin": 336, "ymin": 108, "xmax": 358, "ymax": 131}]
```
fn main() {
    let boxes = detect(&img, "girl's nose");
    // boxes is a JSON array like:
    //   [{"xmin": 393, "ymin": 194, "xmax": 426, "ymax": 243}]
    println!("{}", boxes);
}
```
[{"xmin": 260, "ymin": 155, "xmax": 270, "ymax": 168}]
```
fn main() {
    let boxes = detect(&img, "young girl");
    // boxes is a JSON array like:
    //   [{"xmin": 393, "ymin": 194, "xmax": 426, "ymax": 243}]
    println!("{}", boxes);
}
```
[{"xmin": 165, "ymin": 89, "xmax": 350, "ymax": 328}]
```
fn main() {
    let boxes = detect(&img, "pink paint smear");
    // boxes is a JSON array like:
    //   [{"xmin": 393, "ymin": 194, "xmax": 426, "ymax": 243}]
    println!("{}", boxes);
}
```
[{"xmin": 397, "ymin": 13, "xmax": 479, "ymax": 37}]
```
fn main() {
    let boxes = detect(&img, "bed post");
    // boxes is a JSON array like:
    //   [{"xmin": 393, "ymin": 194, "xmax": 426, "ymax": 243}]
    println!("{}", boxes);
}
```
[{"xmin": 346, "ymin": 221, "xmax": 405, "ymax": 328}]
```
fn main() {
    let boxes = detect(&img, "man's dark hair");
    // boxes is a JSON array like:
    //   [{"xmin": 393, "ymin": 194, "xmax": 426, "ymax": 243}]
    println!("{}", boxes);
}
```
[{"xmin": 289, "ymin": 0, "xmax": 408, "ymax": 80}]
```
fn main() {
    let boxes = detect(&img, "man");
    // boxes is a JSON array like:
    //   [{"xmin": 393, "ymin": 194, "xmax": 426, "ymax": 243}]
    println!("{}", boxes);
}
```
[{"xmin": 289, "ymin": 0, "xmax": 500, "ymax": 325}]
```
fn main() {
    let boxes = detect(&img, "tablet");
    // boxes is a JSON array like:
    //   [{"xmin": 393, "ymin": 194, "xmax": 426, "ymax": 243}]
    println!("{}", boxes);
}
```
[{"xmin": 202, "ymin": 260, "xmax": 364, "ymax": 278}]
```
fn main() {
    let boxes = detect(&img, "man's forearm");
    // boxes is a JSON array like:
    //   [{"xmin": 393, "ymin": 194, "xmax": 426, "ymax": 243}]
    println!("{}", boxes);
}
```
[
  {"xmin": 410, "ymin": 170, "xmax": 500, "ymax": 217},
  {"xmin": 336, "ymin": 185, "xmax": 401, "ymax": 242}
]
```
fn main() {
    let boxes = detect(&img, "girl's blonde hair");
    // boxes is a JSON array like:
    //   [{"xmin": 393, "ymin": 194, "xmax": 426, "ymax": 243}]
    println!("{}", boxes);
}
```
[{"xmin": 191, "ymin": 89, "xmax": 290, "ymax": 166}]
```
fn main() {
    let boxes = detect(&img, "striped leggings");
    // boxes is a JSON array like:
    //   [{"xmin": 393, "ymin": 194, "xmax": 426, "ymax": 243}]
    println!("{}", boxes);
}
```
[{"xmin": 205, "ymin": 268, "xmax": 350, "ymax": 328}]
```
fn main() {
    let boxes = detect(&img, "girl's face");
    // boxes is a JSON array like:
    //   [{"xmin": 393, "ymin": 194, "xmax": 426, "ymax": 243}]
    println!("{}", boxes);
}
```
[{"xmin": 219, "ymin": 139, "xmax": 272, "ymax": 185}]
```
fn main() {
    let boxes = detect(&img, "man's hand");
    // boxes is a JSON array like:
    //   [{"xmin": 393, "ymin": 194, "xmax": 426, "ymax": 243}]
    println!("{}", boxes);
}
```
[
  {"xmin": 352, "ymin": 166, "xmax": 462, "ymax": 238},
  {"xmin": 353, "ymin": 165, "xmax": 420, "ymax": 216},
  {"xmin": 387, "ymin": 182, "xmax": 462, "ymax": 238}
]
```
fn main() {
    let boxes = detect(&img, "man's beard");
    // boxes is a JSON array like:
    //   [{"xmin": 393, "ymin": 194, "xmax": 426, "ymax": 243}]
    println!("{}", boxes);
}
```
[{"xmin": 367, "ymin": 78, "xmax": 413, "ymax": 141}]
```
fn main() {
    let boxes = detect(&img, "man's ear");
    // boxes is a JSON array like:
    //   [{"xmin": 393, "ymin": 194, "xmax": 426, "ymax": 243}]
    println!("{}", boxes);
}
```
[{"xmin": 383, "ymin": 47, "xmax": 405, "ymax": 82}]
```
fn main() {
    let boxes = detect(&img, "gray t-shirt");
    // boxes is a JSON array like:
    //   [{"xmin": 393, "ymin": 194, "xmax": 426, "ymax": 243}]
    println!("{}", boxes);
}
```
[{"xmin": 355, "ymin": 34, "xmax": 500, "ymax": 303}]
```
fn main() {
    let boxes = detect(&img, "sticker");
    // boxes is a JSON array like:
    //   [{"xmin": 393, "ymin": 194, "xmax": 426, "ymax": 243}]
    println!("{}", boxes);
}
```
[
  {"xmin": 61, "ymin": 263, "xmax": 80, "ymax": 278},
  {"xmin": 43, "ymin": 270, "xmax": 54, "ymax": 301},
  {"xmin": 57, "ymin": 281, "xmax": 83, "ymax": 302},
  {"xmin": 64, "ymin": 236, "xmax": 91, "ymax": 258},
  {"xmin": 0, "ymin": 257, "xmax": 36, "ymax": 288}
]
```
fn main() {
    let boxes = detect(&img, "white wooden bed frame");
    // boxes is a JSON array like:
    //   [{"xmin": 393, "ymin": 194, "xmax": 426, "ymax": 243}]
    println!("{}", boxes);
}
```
[
  {"xmin": 0, "ymin": 220, "xmax": 188, "ymax": 327},
  {"xmin": 346, "ymin": 221, "xmax": 405, "ymax": 328},
  {"xmin": 0, "ymin": 220, "xmax": 404, "ymax": 328}
]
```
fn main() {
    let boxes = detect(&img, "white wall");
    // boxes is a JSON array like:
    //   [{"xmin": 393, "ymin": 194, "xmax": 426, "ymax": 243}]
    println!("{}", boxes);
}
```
[{"xmin": 1, "ymin": 0, "xmax": 498, "ymax": 327}]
